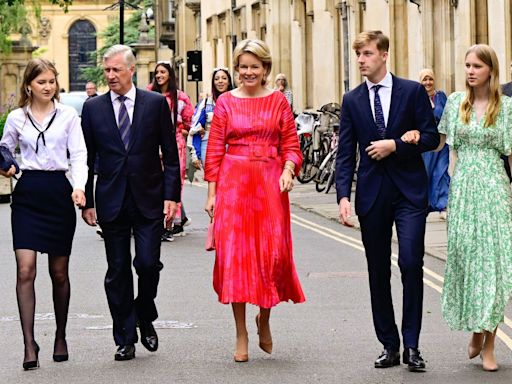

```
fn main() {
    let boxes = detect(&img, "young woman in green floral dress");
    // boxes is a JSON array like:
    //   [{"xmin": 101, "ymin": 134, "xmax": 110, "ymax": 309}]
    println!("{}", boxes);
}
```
[{"xmin": 404, "ymin": 44, "xmax": 512, "ymax": 372}]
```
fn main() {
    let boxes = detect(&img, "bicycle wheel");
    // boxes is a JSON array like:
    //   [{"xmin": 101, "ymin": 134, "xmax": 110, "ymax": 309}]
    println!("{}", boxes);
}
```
[
  {"xmin": 325, "ymin": 165, "xmax": 336, "ymax": 194},
  {"xmin": 297, "ymin": 141, "xmax": 317, "ymax": 183},
  {"xmin": 315, "ymin": 154, "xmax": 334, "ymax": 192}
]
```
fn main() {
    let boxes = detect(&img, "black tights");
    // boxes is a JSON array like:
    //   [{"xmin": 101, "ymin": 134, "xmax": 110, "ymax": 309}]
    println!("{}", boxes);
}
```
[{"xmin": 15, "ymin": 250, "xmax": 70, "ymax": 361}]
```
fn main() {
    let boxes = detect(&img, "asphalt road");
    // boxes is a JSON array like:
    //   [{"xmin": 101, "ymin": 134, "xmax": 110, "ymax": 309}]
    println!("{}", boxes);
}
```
[{"xmin": 0, "ymin": 183, "xmax": 511, "ymax": 383}]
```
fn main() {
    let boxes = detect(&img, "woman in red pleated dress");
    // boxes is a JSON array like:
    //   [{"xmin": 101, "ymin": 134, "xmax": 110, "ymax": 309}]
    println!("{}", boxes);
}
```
[{"xmin": 204, "ymin": 39, "xmax": 305, "ymax": 363}]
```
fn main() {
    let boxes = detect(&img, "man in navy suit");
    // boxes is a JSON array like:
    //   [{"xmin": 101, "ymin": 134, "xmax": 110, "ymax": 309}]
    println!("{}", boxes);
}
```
[
  {"xmin": 81, "ymin": 45, "xmax": 181, "ymax": 361},
  {"xmin": 336, "ymin": 31, "xmax": 439, "ymax": 372}
]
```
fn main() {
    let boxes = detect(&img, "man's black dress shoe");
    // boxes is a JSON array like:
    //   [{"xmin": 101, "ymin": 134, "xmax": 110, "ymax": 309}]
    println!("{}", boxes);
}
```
[
  {"xmin": 114, "ymin": 344, "xmax": 135, "ymax": 361},
  {"xmin": 403, "ymin": 348, "xmax": 426, "ymax": 372},
  {"xmin": 139, "ymin": 321, "xmax": 158, "ymax": 352},
  {"xmin": 374, "ymin": 349, "xmax": 400, "ymax": 368}
]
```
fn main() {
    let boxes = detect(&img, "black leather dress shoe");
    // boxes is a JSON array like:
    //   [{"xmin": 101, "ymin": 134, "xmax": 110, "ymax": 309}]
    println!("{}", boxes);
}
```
[
  {"xmin": 114, "ymin": 344, "xmax": 135, "ymax": 361},
  {"xmin": 374, "ymin": 349, "xmax": 400, "ymax": 368},
  {"xmin": 139, "ymin": 322, "xmax": 158, "ymax": 352},
  {"xmin": 403, "ymin": 348, "xmax": 426, "ymax": 372}
]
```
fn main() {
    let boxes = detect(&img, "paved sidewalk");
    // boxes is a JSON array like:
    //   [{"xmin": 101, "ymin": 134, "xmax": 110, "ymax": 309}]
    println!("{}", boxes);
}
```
[{"xmin": 288, "ymin": 182, "xmax": 448, "ymax": 261}]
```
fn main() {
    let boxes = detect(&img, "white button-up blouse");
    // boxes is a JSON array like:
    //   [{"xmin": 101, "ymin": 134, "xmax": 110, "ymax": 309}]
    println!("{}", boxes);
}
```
[{"xmin": 0, "ymin": 100, "xmax": 88, "ymax": 191}]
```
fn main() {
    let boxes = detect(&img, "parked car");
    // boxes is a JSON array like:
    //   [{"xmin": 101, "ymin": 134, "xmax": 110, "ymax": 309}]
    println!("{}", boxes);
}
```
[{"xmin": 59, "ymin": 91, "xmax": 88, "ymax": 116}]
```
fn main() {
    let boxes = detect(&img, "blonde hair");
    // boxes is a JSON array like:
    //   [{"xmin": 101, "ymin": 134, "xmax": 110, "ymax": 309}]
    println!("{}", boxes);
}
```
[
  {"xmin": 352, "ymin": 30, "xmax": 389, "ymax": 52},
  {"xmin": 232, "ymin": 39, "xmax": 272, "ymax": 86},
  {"xmin": 19, "ymin": 59, "xmax": 60, "ymax": 108},
  {"xmin": 460, "ymin": 44, "xmax": 501, "ymax": 127},
  {"xmin": 418, "ymin": 68, "xmax": 435, "ymax": 83},
  {"xmin": 275, "ymin": 73, "xmax": 288, "ymax": 88}
]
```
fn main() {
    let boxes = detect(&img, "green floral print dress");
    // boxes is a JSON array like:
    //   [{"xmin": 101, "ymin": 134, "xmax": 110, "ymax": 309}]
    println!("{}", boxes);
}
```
[{"xmin": 439, "ymin": 92, "xmax": 512, "ymax": 332}]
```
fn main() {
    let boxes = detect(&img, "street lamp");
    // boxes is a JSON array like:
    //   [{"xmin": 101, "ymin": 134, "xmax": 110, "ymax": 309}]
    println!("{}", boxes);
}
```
[{"xmin": 104, "ymin": 0, "xmax": 140, "ymax": 45}]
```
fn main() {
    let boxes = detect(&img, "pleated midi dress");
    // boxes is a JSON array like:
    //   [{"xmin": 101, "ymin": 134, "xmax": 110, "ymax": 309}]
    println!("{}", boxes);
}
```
[{"xmin": 204, "ymin": 91, "xmax": 305, "ymax": 308}]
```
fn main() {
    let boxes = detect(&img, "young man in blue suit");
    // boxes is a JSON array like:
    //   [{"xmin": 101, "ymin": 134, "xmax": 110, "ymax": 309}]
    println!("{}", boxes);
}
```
[
  {"xmin": 81, "ymin": 45, "xmax": 181, "ymax": 361},
  {"xmin": 335, "ymin": 31, "xmax": 439, "ymax": 372}
]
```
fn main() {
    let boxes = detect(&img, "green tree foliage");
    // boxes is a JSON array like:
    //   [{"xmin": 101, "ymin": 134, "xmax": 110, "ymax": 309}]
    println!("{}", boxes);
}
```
[
  {"xmin": 0, "ymin": 1, "xmax": 73, "ymax": 54},
  {"xmin": 0, "ymin": 1, "xmax": 28, "ymax": 54},
  {"xmin": 80, "ymin": 0, "xmax": 155, "ymax": 86}
]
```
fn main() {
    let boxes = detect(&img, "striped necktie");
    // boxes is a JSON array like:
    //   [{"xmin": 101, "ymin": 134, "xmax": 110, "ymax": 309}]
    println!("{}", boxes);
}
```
[
  {"xmin": 372, "ymin": 85, "xmax": 386, "ymax": 138},
  {"xmin": 117, "ymin": 95, "xmax": 131, "ymax": 149}
]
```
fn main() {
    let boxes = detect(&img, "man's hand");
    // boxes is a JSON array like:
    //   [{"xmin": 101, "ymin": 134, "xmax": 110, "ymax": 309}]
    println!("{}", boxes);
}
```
[
  {"xmin": 164, "ymin": 200, "xmax": 178, "ymax": 224},
  {"xmin": 338, "ymin": 198, "xmax": 354, "ymax": 227},
  {"xmin": 0, "ymin": 165, "xmax": 16, "ymax": 178},
  {"xmin": 82, "ymin": 208, "xmax": 97, "ymax": 226},
  {"xmin": 365, "ymin": 139, "xmax": 396, "ymax": 161}
]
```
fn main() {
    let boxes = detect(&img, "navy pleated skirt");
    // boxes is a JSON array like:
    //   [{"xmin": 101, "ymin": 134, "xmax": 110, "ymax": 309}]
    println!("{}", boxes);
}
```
[{"xmin": 11, "ymin": 170, "xmax": 76, "ymax": 256}]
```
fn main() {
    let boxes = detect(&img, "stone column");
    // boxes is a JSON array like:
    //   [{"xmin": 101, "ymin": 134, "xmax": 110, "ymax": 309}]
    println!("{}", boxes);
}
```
[
  {"xmin": 131, "ymin": 17, "xmax": 156, "ymax": 89},
  {"xmin": 0, "ymin": 43, "xmax": 38, "ymax": 108},
  {"xmin": 389, "ymin": 0, "xmax": 408, "ymax": 78}
]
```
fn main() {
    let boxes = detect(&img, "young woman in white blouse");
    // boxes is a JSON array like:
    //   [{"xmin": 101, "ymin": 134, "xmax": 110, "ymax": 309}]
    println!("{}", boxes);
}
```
[{"xmin": 0, "ymin": 59, "xmax": 88, "ymax": 370}]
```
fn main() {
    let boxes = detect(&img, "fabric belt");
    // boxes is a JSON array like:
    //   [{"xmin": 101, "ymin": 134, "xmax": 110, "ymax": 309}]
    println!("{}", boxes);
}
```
[{"xmin": 227, "ymin": 144, "xmax": 279, "ymax": 161}]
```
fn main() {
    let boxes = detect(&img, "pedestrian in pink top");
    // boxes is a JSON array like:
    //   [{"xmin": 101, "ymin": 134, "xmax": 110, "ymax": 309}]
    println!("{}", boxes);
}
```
[{"xmin": 147, "ymin": 61, "xmax": 194, "ymax": 241}]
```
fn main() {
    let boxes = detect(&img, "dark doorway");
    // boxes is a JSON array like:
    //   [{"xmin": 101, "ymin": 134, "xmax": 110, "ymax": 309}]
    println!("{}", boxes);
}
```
[{"xmin": 68, "ymin": 20, "xmax": 96, "ymax": 91}]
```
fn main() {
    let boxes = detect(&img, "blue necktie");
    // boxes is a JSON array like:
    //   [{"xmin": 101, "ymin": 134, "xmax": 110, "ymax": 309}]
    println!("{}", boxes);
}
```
[
  {"xmin": 372, "ymin": 85, "xmax": 386, "ymax": 138},
  {"xmin": 117, "ymin": 95, "xmax": 131, "ymax": 149}
]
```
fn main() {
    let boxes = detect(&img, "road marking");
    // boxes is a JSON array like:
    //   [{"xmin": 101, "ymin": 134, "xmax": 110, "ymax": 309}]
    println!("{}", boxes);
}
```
[
  {"xmin": 291, "ymin": 213, "xmax": 512, "ymax": 350},
  {"xmin": 292, "ymin": 213, "xmax": 446, "ymax": 284}
]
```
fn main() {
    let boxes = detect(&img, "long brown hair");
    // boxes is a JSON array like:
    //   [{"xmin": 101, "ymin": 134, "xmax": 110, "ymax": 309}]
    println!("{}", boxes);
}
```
[
  {"xmin": 150, "ymin": 62, "xmax": 178, "ymax": 127},
  {"xmin": 460, "ymin": 44, "xmax": 501, "ymax": 127},
  {"xmin": 211, "ymin": 68, "xmax": 233, "ymax": 102},
  {"xmin": 19, "ymin": 59, "xmax": 60, "ymax": 108}
]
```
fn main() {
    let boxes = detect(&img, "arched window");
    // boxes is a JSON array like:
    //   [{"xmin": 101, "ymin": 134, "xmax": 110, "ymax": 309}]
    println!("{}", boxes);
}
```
[{"xmin": 68, "ymin": 20, "xmax": 96, "ymax": 91}]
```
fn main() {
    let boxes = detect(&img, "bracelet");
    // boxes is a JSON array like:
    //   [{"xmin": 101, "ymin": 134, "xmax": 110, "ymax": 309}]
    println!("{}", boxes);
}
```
[
  {"xmin": 283, "ymin": 167, "xmax": 295, "ymax": 178},
  {"xmin": 284, "ymin": 163, "xmax": 295, "ymax": 172}
]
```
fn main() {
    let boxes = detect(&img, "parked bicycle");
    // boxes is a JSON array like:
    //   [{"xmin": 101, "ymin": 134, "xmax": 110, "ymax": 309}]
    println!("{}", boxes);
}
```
[
  {"xmin": 315, "ymin": 124, "xmax": 338, "ymax": 193},
  {"xmin": 296, "ymin": 103, "xmax": 340, "ymax": 184}
]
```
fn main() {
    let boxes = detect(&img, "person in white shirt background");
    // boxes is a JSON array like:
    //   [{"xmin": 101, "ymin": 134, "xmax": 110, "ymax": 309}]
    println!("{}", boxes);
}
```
[{"xmin": 0, "ymin": 58, "xmax": 88, "ymax": 371}]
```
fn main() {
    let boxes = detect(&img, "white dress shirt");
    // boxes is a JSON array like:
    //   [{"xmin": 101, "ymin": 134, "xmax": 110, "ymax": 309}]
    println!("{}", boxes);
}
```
[
  {"xmin": 110, "ymin": 84, "xmax": 136, "ymax": 124},
  {"xmin": 366, "ymin": 71, "xmax": 393, "ymax": 127},
  {"xmin": 0, "ymin": 100, "xmax": 88, "ymax": 190}
]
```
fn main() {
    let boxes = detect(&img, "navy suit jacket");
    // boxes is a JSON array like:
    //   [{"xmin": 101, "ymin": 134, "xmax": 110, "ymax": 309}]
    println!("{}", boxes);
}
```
[
  {"xmin": 502, "ymin": 82, "xmax": 512, "ymax": 97},
  {"xmin": 335, "ymin": 75, "xmax": 440, "ymax": 217},
  {"xmin": 82, "ymin": 88, "xmax": 181, "ymax": 223}
]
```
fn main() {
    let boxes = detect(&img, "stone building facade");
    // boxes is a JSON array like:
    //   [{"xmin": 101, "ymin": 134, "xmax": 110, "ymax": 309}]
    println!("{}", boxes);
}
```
[
  {"xmin": 172, "ymin": 0, "xmax": 512, "ymax": 111},
  {"xmin": 0, "ymin": 0, "xmax": 137, "ymax": 107}
]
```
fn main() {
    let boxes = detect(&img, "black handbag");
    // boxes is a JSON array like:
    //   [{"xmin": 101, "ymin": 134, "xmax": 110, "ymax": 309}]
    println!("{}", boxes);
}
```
[{"xmin": 0, "ymin": 145, "xmax": 20, "ymax": 176}]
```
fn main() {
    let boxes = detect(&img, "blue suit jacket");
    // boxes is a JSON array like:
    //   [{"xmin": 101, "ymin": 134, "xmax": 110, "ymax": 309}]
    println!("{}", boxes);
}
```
[
  {"xmin": 335, "ymin": 75, "xmax": 440, "ymax": 216},
  {"xmin": 82, "ymin": 89, "xmax": 181, "ymax": 222}
]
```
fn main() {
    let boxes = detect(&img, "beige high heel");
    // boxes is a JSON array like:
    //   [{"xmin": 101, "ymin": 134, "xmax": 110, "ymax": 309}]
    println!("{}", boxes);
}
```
[
  {"xmin": 233, "ymin": 334, "xmax": 249, "ymax": 363},
  {"xmin": 481, "ymin": 330, "xmax": 498, "ymax": 372},
  {"xmin": 255, "ymin": 314, "xmax": 273, "ymax": 354},
  {"xmin": 468, "ymin": 332, "xmax": 484, "ymax": 359}
]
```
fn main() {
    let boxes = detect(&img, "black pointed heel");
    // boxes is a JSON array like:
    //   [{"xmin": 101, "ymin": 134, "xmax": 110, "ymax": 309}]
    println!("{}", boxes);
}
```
[
  {"xmin": 53, "ymin": 339, "xmax": 69, "ymax": 362},
  {"xmin": 53, "ymin": 353, "xmax": 69, "ymax": 362},
  {"xmin": 23, "ymin": 341, "xmax": 40, "ymax": 371}
]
